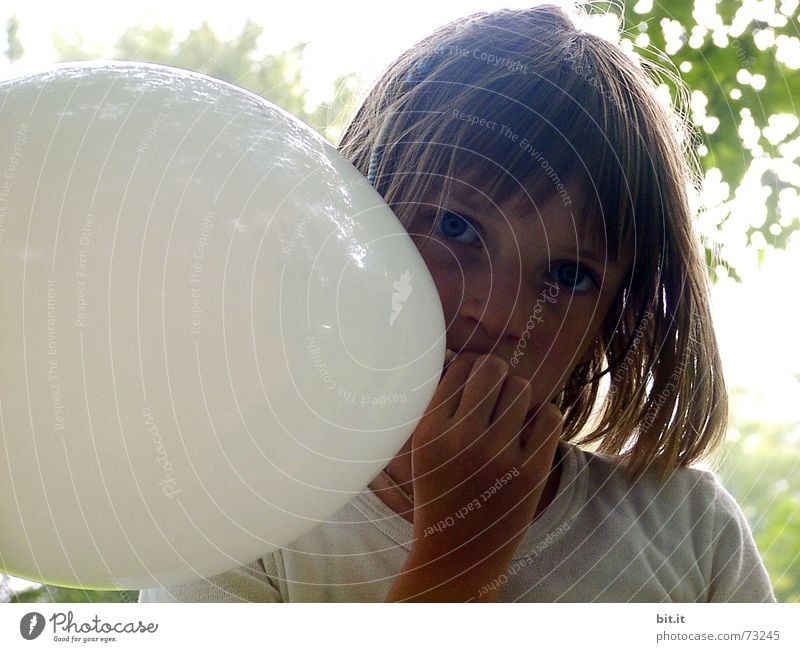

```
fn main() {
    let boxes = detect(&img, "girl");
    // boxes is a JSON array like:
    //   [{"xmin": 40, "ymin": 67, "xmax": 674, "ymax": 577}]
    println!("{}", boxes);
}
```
[{"xmin": 141, "ymin": 4, "xmax": 774, "ymax": 602}]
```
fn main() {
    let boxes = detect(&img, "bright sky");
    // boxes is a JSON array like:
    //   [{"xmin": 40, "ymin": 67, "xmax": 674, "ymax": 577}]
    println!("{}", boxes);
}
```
[
  {"xmin": 3, "ymin": 0, "xmax": 799, "ymax": 425},
  {"xmin": 2, "ymin": 0, "xmax": 552, "ymax": 88}
]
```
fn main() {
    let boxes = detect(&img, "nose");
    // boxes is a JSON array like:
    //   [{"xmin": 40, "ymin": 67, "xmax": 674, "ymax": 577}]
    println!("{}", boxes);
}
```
[{"xmin": 457, "ymin": 264, "xmax": 529, "ymax": 344}]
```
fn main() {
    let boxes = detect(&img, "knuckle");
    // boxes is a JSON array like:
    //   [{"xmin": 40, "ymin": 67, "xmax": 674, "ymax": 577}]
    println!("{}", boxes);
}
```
[
  {"xmin": 474, "ymin": 353, "xmax": 508, "ymax": 376},
  {"xmin": 538, "ymin": 402, "xmax": 564, "ymax": 427},
  {"xmin": 448, "ymin": 351, "xmax": 480, "ymax": 372},
  {"xmin": 507, "ymin": 375, "xmax": 530, "ymax": 393}
]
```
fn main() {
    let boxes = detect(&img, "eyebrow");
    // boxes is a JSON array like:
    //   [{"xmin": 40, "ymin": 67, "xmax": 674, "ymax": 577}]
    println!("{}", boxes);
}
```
[
  {"xmin": 560, "ymin": 248, "xmax": 606, "ymax": 266},
  {"xmin": 447, "ymin": 193, "xmax": 625, "ymax": 270}
]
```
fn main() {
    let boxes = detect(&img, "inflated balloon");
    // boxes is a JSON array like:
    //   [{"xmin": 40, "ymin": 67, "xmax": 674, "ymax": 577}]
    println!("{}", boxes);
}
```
[{"xmin": 0, "ymin": 62, "xmax": 444, "ymax": 589}]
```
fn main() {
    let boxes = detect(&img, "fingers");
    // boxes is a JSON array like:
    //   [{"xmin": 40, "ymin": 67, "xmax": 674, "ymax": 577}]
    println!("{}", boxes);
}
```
[
  {"xmin": 435, "ymin": 353, "xmax": 534, "ymax": 433},
  {"xmin": 443, "ymin": 348, "xmax": 457, "ymax": 370},
  {"xmin": 423, "ymin": 351, "xmax": 562, "ymax": 462},
  {"xmin": 490, "ymin": 374, "xmax": 532, "ymax": 433},
  {"xmin": 424, "ymin": 351, "xmax": 481, "ymax": 421},
  {"xmin": 520, "ymin": 402, "xmax": 563, "ymax": 468},
  {"xmin": 455, "ymin": 354, "xmax": 512, "ymax": 427}
]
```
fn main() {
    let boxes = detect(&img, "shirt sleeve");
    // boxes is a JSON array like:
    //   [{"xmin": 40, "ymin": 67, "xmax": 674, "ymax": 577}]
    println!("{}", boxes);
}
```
[
  {"xmin": 138, "ymin": 555, "xmax": 283, "ymax": 603},
  {"xmin": 706, "ymin": 477, "xmax": 776, "ymax": 603}
]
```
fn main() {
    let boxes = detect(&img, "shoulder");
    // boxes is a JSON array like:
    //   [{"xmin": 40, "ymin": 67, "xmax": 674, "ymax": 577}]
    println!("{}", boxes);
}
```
[
  {"xmin": 575, "ymin": 444, "xmax": 736, "ymax": 518},
  {"xmin": 569, "ymin": 444, "xmax": 774, "ymax": 602}
]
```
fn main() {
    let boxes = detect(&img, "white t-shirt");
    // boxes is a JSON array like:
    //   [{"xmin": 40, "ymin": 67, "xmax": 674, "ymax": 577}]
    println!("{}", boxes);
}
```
[{"xmin": 139, "ymin": 442, "xmax": 775, "ymax": 602}]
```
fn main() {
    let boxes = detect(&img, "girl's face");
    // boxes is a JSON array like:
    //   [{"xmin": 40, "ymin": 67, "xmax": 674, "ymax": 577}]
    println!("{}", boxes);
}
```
[{"xmin": 406, "ymin": 174, "xmax": 631, "ymax": 408}]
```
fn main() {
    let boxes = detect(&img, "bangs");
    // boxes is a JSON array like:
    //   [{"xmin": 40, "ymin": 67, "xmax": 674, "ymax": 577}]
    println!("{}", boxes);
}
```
[{"xmin": 371, "ymin": 37, "xmax": 658, "ymax": 265}]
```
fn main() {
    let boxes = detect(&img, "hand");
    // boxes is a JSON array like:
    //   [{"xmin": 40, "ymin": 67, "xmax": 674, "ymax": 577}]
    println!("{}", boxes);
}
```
[{"xmin": 387, "ymin": 353, "xmax": 563, "ymax": 601}]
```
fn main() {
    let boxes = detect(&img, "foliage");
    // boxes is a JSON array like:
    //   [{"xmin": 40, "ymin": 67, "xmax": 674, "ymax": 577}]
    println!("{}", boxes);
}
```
[
  {"xmin": 53, "ymin": 20, "xmax": 359, "ymax": 142},
  {"xmin": 4, "ymin": 15, "xmax": 23, "ymax": 63},
  {"xmin": 592, "ymin": 0, "xmax": 800, "ymax": 279},
  {"xmin": 9, "ymin": 584, "xmax": 138, "ymax": 603}
]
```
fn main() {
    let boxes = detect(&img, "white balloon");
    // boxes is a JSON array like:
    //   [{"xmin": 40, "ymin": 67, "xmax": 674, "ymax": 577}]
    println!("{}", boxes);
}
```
[{"xmin": 0, "ymin": 62, "xmax": 444, "ymax": 589}]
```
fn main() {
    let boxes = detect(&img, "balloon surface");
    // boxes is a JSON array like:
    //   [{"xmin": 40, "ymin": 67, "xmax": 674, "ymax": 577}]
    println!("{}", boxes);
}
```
[{"xmin": 0, "ymin": 62, "xmax": 444, "ymax": 589}]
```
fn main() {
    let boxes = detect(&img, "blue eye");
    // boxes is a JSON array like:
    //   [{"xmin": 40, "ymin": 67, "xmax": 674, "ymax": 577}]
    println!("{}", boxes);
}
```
[
  {"xmin": 549, "ymin": 262, "xmax": 597, "ymax": 293},
  {"xmin": 436, "ymin": 210, "xmax": 481, "ymax": 246}
]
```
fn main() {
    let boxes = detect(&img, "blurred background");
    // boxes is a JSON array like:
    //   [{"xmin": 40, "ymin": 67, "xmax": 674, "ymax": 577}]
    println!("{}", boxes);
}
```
[{"xmin": 1, "ymin": 0, "xmax": 798, "ymax": 603}]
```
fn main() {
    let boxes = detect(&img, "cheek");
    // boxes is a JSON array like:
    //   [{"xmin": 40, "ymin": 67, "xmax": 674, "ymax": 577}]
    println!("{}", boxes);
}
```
[
  {"xmin": 518, "ymin": 306, "xmax": 604, "ymax": 380},
  {"xmin": 417, "ymin": 247, "xmax": 463, "ymax": 318},
  {"xmin": 549, "ymin": 304, "xmax": 606, "ymax": 353},
  {"xmin": 548, "ymin": 308, "xmax": 608, "ymax": 379}
]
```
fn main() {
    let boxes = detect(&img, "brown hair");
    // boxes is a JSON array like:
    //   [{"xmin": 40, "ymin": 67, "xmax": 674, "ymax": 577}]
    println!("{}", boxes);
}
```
[{"xmin": 338, "ymin": 4, "xmax": 726, "ymax": 481}]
